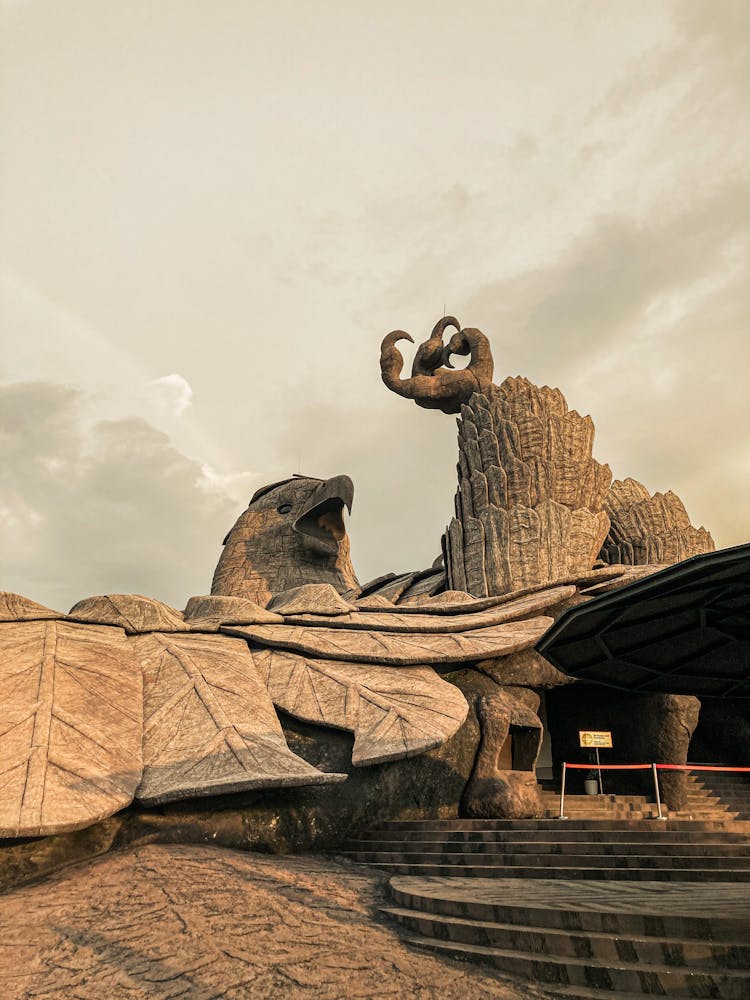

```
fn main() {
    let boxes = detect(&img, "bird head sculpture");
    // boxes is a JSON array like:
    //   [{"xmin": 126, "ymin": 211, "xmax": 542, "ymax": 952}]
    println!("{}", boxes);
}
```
[
  {"xmin": 380, "ymin": 317, "xmax": 494, "ymax": 415},
  {"xmin": 211, "ymin": 474, "xmax": 358, "ymax": 607}
]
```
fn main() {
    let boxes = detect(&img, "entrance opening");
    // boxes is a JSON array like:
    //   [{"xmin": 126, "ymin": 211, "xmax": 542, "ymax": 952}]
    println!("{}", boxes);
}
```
[
  {"xmin": 543, "ymin": 683, "xmax": 698, "ymax": 798},
  {"xmin": 497, "ymin": 724, "xmax": 540, "ymax": 772}
]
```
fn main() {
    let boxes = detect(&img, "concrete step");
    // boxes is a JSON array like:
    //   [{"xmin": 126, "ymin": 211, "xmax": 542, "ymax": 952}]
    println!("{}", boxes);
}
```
[
  {"xmin": 403, "ymin": 935, "xmax": 750, "ymax": 997},
  {"xmin": 539, "ymin": 793, "xmax": 653, "ymax": 803},
  {"xmin": 345, "ymin": 849, "xmax": 750, "ymax": 870},
  {"xmin": 354, "ymin": 827, "xmax": 750, "ymax": 843},
  {"xmin": 387, "ymin": 874, "xmax": 750, "ymax": 993},
  {"xmin": 345, "ymin": 838, "xmax": 750, "ymax": 857},
  {"xmin": 389, "ymin": 876, "xmax": 750, "ymax": 939},
  {"xmin": 371, "ymin": 818, "xmax": 750, "ymax": 832},
  {"xmin": 361, "ymin": 861, "xmax": 750, "ymax": 881},
  {"xmin": 382, "ymin": 905, "xmax": 750, "ymax": 969}
]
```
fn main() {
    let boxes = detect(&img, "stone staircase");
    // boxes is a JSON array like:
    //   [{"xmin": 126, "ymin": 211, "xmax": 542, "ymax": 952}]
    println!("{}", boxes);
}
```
[
  {"xmin": 539, "ymin": 771, "xmax": 744, "ymax": 822},
  {"xmin": 690, "ymin": 770, "xmax": 750, "ymax": 821},
  {"xmin": 341, "ymin": 818, "xmax": 750, "ymax": 998},
  {"xmin": 385, "ymin": 870, "xmax": 750, "ymax": 999},
  {"xmin": 343, "ymin": 817, "xmax": 750, "ymax": 881}
]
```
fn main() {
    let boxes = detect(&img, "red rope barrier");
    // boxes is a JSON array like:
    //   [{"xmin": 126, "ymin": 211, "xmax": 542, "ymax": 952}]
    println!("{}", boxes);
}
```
[
  {"xmin": 656, "ymin": 764, "xmax": 750, "ymax": 772},
  {"xmin": 564, "ymin": 763, "xmax": 651, "ymax": 770},
  {"xmin": 563, "ymin": 762, "xmax": 750, "ymax": 772}
]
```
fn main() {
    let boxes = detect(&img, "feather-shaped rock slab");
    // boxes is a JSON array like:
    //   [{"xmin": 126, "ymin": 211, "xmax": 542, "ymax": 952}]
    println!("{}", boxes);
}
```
[
  {"xmin": 134, "ymin": 632, "xmax": 345, "ymax": 805},
  {"xmin": 252, "ymin": 647, "xmax": 468, "ymax": 765},
  {"xmin": 223, "ymin": 617, "xmax": 553, "ymax": 666},
  {"xmin": 0, "ymin": 621, "xmax": 142, "ymax": 838}
]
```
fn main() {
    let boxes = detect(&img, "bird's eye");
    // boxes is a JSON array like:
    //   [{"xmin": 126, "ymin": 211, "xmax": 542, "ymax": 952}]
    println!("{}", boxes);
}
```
[{"xmin": 277, "ymin": 503, "xmax": 293, "ymax": 514}]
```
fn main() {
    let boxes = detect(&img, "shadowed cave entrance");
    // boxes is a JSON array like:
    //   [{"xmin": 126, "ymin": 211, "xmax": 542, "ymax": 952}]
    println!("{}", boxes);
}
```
[
  {"xmin": 540, "ymin": 684, "xmax": 700, "ymax": 801},
  {"xmin": 497, "ymin": 725, "xmax": 542, "ymax": 772}
]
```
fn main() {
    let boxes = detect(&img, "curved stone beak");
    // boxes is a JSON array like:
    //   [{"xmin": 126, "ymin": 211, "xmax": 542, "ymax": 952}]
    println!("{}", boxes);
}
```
[{"xmin": 293, "ymin": 475, "xmax": 354, "ymax": 554}]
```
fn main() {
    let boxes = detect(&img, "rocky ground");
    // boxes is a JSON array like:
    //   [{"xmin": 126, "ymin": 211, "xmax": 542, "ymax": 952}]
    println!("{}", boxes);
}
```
[{"xmin": 0, "ymin": 844, "xmax": 545, "ymax": 999}]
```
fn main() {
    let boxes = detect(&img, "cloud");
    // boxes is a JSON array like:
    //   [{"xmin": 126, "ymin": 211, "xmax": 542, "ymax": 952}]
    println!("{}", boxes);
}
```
[
  {"xmin": 0, "ymin": 380, "xmax": 248, "ymax": 610},
  {"xmin": 148, "ymin": 373, "xmax": 193, "ymax": 416}
]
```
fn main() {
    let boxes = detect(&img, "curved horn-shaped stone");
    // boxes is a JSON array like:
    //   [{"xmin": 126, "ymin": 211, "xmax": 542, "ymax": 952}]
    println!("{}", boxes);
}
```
[
  {"xmin": 411, "ymin": 316, "xmax": 461, "ymax": 378},
  {"xmin": 442, "ymin": 330, "xmax": 469, "ymax": 369},
  {"xmin": 443, "ymin": 328, "xmax": 494, "ymax": 390},
  {"xmin": 380, "ymin": 331, "xmax": 415, "ymax": 394},
  {"xmin": 381, "ymin": 322, "xmax": 495, "ymax": 414}
]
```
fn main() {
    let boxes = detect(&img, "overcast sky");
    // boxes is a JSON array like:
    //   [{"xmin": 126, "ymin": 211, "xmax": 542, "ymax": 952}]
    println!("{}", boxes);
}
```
[{"xmin": 2, "ymin": 0, "xmax": 748, "ymax": 611}]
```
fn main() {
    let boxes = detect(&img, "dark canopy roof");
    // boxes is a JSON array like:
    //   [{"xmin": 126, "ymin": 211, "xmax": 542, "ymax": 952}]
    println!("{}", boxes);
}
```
[{"xmin": 536, "ymin": 544, "xmax": 750, "ymax": 699}]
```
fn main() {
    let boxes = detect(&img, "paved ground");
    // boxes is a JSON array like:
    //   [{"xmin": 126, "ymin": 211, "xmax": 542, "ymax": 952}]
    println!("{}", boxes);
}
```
[
  {"xmin": 391, "ymin": 874, "xmax": 750, "ymax": 918},
  {"xmin": 0, "ymin": 844, "xmax": 545, "ymax": 1000}
]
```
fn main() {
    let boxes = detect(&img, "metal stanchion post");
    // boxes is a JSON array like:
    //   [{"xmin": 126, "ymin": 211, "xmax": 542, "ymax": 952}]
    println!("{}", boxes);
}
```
[
  {"xmin": 559, "ymin": 762, "xmax": 567, "ymax": 819},
  {"xmin": 652, "ymin": 763, "xmax": 666, "ymax": 820}
]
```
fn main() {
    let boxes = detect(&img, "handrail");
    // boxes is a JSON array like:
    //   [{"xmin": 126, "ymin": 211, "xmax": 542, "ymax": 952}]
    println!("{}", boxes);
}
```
[{"xmin": 556, "ymin": 762, "xmax": 750, "ymax": 821}]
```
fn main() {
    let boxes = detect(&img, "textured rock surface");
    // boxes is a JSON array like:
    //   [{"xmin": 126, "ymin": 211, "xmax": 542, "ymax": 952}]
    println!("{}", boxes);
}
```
[
  {"xmin": 0, "ymin": 621, "xmax": 142, "ymax": 837},
  {"xmin": 0, "ymin": 592, "xmax": 64, "ymax": 621},
  {"xmin": 284, "ymin": 585, "xmax": 576, "ymax": 632},
  {"xmin": 442, "ymin": 380, "xmax": 612, "ymax": 596},
  {"xmin": 267, "ymin": 582, "xmax": 357, "ymax": 616},
  {"xmin": 579, "ymin": 563, "xmax": 667, "ymax": 594},
  {"xmin": 353, "ymin": 583, "xmax": 576, "ymax": 615},
  {"xmin": 600, "ymin": 478, "xmax": 715, "ymax": 565},
  {"xmin": 463, "ymin": 690, "xmax": 544, "ymax": 819},
  {"xmin": 183, "ymin": 594, "xmax": 283, "ymax": 626},
  {"xmin": 134, "ymin": 632, "xmax": 342, "ymax": 805},
  {"xmin": 211, "ymin": 475, "xmax": 358, "ymax": 606},
  {"xmin": 253, "ymin": 647, "xmax": 468, "ymax": 765},
  {"xmin": 643, "ymin": 694, "xmax": 701, "ymax": 811},
  {"xmin": 0, "ymin": 690, "xmax": 483, "ymax": 892},
  {"xmin": 68, "ymin": 593, "xmax": 188, "ymax": 633},
  {"xmin": 0, "ymin": 845, "xmax": 537, "ymax": 1000},
  {"xmin": 224, "ymin": 617, "xmax": 553, "ymax": 665},
  {"xmin": 475, "ymin": 647, "xmax": 573, "ymax": 689}
]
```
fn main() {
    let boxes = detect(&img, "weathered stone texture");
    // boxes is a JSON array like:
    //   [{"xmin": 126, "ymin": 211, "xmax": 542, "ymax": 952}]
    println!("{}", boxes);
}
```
[
  {"xmin": 380, "ymin": 322, "xmax": 494, "ymax": 415},
  {"xmin": 443, "ymin": 378, "xmax": 612, "ymax": 597},
  {"xmin": 253, "ymin": 648, "xmax": 468, "ymax": 766},
  {"xmin": 211, "ymin": 475, "xmax": 358, "ymax": 606},
  {"xmin": 441, "ymin": 670, "xmax": 545, "ymax": 819},
  {"xmin": 284, "ymin": 586, "xmax": 575, "ymax": 633},
  {"xmin": 182, "ymin": 594, "xmax": 283, "ymax": 627},
  {"xmin": 475, "ymin": 647, "xmax": 574, "ymax": 689},
  {"xmin": 0, "ymin": 592, "xmax": 64, "ymax": 622},
  {"xmin": 68, "ymin": 594, "xmax": 188, "ymax": 633},
  {"xmin": 223, "ymin": 617, "xmax": 552, "ymax": 666},
  {"xmin": 600, "ymin": 478, "xmax": 715, "ymax": 565},
  {"xmin": 0, "ymin": 621, "xmax": 141, "ymax": 837},
  {"xmin": 0, "ymin": 845, "xmax": 530, "ymax": 1000},
  {"xmin": 134, "ymin": 632, "xmax": 342, "ymax": 805},
  {"xmin": 267, "ymin": 583, "xmax": 356, "ymax": 616}
]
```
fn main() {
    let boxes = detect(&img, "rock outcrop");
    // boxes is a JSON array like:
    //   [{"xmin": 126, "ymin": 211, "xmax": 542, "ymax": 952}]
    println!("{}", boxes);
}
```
[{"xmin": 600, "ymin": 477, "xmax": 715, "ymax": 565}]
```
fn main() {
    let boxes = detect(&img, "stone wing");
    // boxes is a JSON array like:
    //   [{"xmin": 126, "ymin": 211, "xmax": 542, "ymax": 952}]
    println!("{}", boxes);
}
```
[
  {"xmin": 252, "ymin": 647, "xmax": 468, "ymax": 766},
  {"xmin": 134, "ymin": 632, "xmax": 345, "ymax": 805},
  {"xmin": 223, "ymin": 617, "xmax": 552, "ymax": 666},
  {"xmin": 283, "ymin": 585, "xmax": 576, "ymax": 632},
  {"xmin": 0, "ymin": 621, "xmax": 142, "ymax": 837}
]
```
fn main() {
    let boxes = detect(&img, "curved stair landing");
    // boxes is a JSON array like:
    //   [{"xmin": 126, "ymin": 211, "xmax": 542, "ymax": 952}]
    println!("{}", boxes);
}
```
[{"xmin": 342, "ymin": 818, "xmax": 750, "ymax": 998}]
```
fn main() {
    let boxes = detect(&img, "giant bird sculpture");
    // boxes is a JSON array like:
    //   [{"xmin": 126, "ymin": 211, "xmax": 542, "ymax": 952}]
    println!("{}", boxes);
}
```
[{"xmin": 0, "ymin": 318, "xmax": 716, "ymax": 850}]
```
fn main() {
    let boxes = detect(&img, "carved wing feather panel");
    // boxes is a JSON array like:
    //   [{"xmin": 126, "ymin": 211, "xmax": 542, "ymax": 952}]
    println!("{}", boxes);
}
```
[
  {"xmin": 252, "ymin": 647, "xmax": 468, "ymax": 766},
  {"xmin": 134, "ymin": 632, "xmax": 345, "ymax": 805},
  {"xmin": 0, "ymin": 621, "xmax": 142, "ymax": 838},
  {"xmin": 282, "ymin": 585, "xmax": 574, "ymax": 633},
  {"xmin": 223, "ymin": 617, "xmax": 552, "ymax": 666}
]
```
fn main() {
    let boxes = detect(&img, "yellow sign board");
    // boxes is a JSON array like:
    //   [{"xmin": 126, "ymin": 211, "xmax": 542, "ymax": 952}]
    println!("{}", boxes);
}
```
[{"xmin": 579, "ymin": 730, "xmax": 613, "ymax": 749}]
